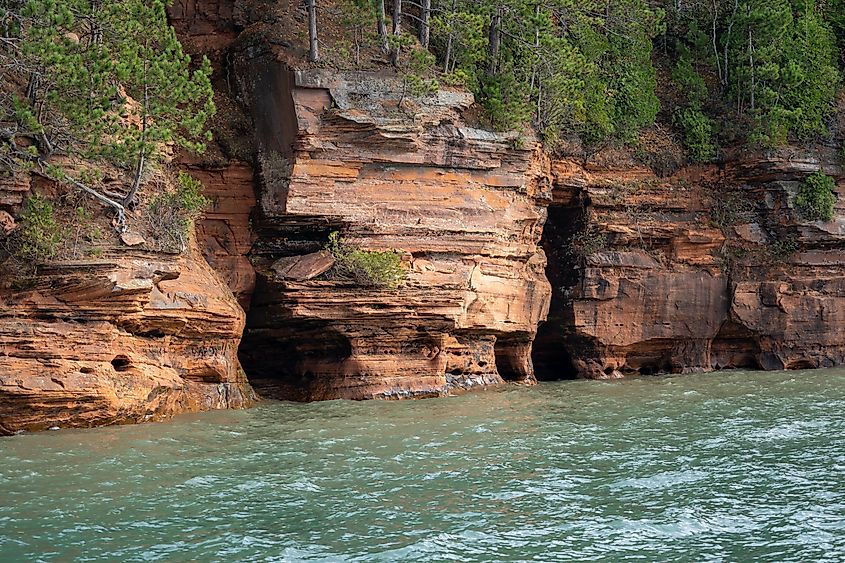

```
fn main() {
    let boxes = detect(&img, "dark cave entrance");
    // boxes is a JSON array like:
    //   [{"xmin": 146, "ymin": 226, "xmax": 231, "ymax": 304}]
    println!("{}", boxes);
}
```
[
  {"xmin": 236, "ymin": 214, "xmax": 349, "ymax": 400},
  {"xmin": 710, "ymin": 320, "xmax": 763, "ymax": 371},
  {"xmin": 531, "ymin": 204, "xmax": 584, "ymax": 381},
  {"xmin": 239, "ymin": 315, "xmax": 353, "ymax": 401},
  {"xmin": 494, "ymin": 337, "xmax": 532, "ymax": 382}
]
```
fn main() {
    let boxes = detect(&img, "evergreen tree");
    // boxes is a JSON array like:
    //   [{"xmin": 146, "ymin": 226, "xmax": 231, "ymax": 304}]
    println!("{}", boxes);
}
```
[
  {"xmin": 0, "ymin": 0, "xmax": 215, "ymax": 214},
  {"xmin": 822, "ymin": 0, "xmax": 845, "ymax": 61},
  {"xmin": 104, "ymin": 0, "xmax": 215, "ymax": 204},
  {"xmin": 669, "ymin": 0, "xmax": 841, "ymax": 150},
  {"xmin": 427, "ymin": 0, "xmax": 663, "ymax": 144},
  {"xmin": 720, "ymin": 0, "xmax": 839, "ymax": 145}
]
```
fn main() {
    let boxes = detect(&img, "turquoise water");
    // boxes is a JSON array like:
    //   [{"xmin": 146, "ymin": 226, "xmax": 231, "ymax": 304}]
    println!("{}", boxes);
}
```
[{"xmin": 1, "ymin": 369, "xmax": 845, "ymax": 562}]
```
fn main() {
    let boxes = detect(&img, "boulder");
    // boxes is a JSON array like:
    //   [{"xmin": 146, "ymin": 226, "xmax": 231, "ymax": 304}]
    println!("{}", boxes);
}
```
[{"xmin": 271, "ymin": 250, "xmax": 335, "ymax": 281}]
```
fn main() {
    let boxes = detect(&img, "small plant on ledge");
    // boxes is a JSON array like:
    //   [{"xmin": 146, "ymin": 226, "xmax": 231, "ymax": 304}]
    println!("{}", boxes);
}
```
[
  {"xmin": 325, "ymin": 231, "xmax": 405, "ymax": 289},
  {"xmin": 796, "ymin": 171, "xmax": 837, "ymax": 222},
  {"xmin": 15, "ymin": 194, "xmax": 62, "ymax": 263},
  {"xmin": 145, "ymin": 172, "xmax": 210, "ymax": 253}
]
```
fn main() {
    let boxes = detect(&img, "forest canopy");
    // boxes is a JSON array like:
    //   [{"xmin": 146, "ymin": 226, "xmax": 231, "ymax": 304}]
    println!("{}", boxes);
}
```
[
  {"xmin": 324, "ymin": 0, "xmax": 844, "ymax": 156},
  {"xmin": 2, "ymin": 0, "xmax": 843, "ymax": 176}
]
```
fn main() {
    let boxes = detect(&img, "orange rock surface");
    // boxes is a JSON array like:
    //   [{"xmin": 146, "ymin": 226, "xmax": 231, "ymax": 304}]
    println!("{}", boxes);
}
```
[
  {"xmin": 191, "ymin": 162, "xmax": 258, "ymax": 310},
  {"xmin": 0, "ymin": 244, "xmax": 256, "ymax": 435},
  {"xmin": 536, "ymin": 148, "xmax": 845, "ymax": 379},
  {"xmin": 2, "ymin": 3, "xmax": 844, "ymax": 435},
  {"xmin": 234, "ymin": 51, "xmax": 552, "ymax": 399}
]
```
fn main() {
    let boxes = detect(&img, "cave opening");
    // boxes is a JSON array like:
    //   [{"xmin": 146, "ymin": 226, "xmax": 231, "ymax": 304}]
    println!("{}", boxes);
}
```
[
  {"xmin": 239, "ymin": 313, "xmax": 353, "ymax": 401},
  {"xmin": 710, "ymin": 320, "xmax": 762, "ymax": 371},
  {"xmin": 236, "ymin": 209, "xmax": 347, "ymax": 400},
  {"xmin": 111, "ymin": 356, "xmax": 132, "ymax": 372},
  {"xmin": 493, "ymin": 337, "xmax": 531, "ymax": 382},
  {"xmin": 531, "ymin": 204, "xmax": 584, "ymax": 381}
]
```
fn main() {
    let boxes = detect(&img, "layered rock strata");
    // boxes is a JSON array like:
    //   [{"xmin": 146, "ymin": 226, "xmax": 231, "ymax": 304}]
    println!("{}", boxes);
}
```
[
  {"xmin": 0, "ymin": 179, "xmax": 255, "ymax": 435},
  {"xmin": 190, "ymin": 162, "xmax": 258, "ymax": 310},
  {"xmin": 535, "ymin": 148, "xmax": 845, "ymax": 379},
  {"xmin": 233, "ymin": 47, "xmax": 552, "ymax": 399}
]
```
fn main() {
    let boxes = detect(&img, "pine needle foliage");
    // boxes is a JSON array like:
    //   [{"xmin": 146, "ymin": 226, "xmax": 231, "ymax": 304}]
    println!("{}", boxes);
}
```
[
  {"xmin": 16, "ymin": 194, "xmax": 61, "ymax": 262},
  {"xmin": 0, "ymin": 0, "xmax": 215, "ymax": 195},
  {"xmin": 796, "ymin": 171, "xmax": 837, "ymax": 221},
  {"xmin": 325, "ymin": 231, "xmax": 405, "ymax": 289}
]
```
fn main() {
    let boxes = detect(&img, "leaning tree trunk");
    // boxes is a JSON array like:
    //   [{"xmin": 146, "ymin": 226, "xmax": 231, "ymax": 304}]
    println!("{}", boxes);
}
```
[
  {"xmin": 307, "ymin": 0, "xmax": 319, "ymax": 62},
  {"xmin": 443, "ymin": 0, "xmax": 456, "ymax": 72},
  {"xmin": 124, "ymin": 68, "xmax": 149, "ymax": 207},
  {"xmin": 419, "ymin": 0, "xmax": 430, "ymax": 48},
  {"xmin": 377, "ymin": 0, "xmax": 389, "ymax": 52},
  {"xmin": 390, "ymin": 0, "xmax": 401, "ymax": 65},
  {"xmin": 487, "ymin": 5, "xmax": 502, "ymax": 76}
]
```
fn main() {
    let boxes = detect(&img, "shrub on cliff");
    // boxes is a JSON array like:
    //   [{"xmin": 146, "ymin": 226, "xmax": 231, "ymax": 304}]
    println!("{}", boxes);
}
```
[
  {"xmin": 146, "ymin": 172, "xmax": 210, "ymax": 253},
  {"xmin": 325, "ymin": 231, "xmax": 405, "ymax": 289},
  {"xmin": 671, "ymin": 54, "xmax": 716, "ymax": 162},
  {"xmin": 675, "ymin": 107, "xmax": 716, "ymax": 162},
  {"xmin": 15, "ymin": 194, "xmax": 62, "ymax": 262},
  {"xmin": 796, "ymin": 171, "xmax": 837, "ymax": 221}
]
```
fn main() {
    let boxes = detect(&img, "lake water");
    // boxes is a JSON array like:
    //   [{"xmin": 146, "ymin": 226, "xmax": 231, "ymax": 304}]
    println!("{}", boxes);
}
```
[{"xmin": 1, "ymin": 369, "xmax": 844, "ymax": 562}]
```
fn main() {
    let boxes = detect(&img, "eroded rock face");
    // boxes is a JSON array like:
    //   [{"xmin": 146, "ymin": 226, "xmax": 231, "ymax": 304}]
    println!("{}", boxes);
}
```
[
  {"xmin": 724, "ymin": 150, "xmax": 845, "ymax": 371},
  {"xmin": 0, "ymin": 245, "xmax": 256, "ymax": 435},
  {"xmin": 233, "ymin": 48, "xmax": 551, "ymax": 399},
  {"xmin": 3, "ymin": 1, "xmax": 840, "ymax": 436},
  {"xmin": 536, "ymin": 148, "xmax": 845, "ymax": 379},
  {"xmin": 190, "ymin": 162, "xmax": 258, "ymax": 310}
]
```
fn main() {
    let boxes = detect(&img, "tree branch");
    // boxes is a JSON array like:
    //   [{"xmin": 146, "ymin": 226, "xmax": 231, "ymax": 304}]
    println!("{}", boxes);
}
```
[{"xmin": 34, "ymin": 169, "xmax": 127, "ymax": 233}]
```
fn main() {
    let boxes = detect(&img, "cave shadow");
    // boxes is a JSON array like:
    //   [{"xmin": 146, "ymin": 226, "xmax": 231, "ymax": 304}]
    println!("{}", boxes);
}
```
[
  {"xmin": 531, "ymin": 205, "xmax": 584, "ymax": 381},
  {"xmin": 239, "ymin": 319, "xmax": 352, "ymax": 401}
]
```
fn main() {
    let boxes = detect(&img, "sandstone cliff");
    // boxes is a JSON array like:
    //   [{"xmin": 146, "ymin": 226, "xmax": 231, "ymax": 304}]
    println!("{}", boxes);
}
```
[
  {"xmin": 0, "ymin": 172, "xmax": 256, "ymax": 435},
  {"xmin": 232, "ymin": 47, "xmax": 552, "ymax": 399},
  {"xmin": 133, "ymin": 2, "xmax": 845, "ymax": 395},
  {"xmin": 535, "ymin": 147, "xmax": 845, "ymax": 379},
  {"xmin": 2, "ymin": 1, "xmax": 845, "ymax": 435}
]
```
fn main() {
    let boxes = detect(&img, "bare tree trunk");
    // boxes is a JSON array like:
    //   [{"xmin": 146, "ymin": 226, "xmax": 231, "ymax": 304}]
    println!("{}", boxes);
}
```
[
  {"xmin": 354, "ymin": 28, "xmax": 361, "ymax": 66},
  {"xmin": 35, "ymin": 170, "xmax": 128, "ymax": 233},
  {"xmin": 711, "ymin": 0, "xmax": 723, "ymax": 85},
  {"xmin": 419, "ymin": 0, "xmax": 430, "ymax": 48},
  {"xmin": 444, "ymin": 31, "xmax": 453, "ymax": 71},
  {"xmin": 390, "ymin": 0, "xmax": 402, "ymax": 65},
  {"xmin": 90, "ymin": 0, "xmax": 103, "ymax": 45},
  {"xmin": 487, "ymin": 5, "xmax": 502, "ymax": 76},
  {"xmin": 536, "ymin": 81, "xmax": 542, "ymax": 127},
  {"xmin": 723, "ymin": 0, "xmax": 739, "ymax": 89},
  {"xmin": 307, "ymin": 0, "xmax": 319, "ymax": 63},
  {"xmin": 529, "ymin": 3, "xmax": 539, "ymax": 95},
  {"xmin": 65, "ymin": 175, "xmax": 127, "ymax": 233},
  {"xmin": 125, "ymin": 61, "xmax": 149, "ymax": 207},
  {"xmin": 748, "ymin": 27, "xmax": 755, "ymax": 110},
  {"xmin": 392, "ymin": 0, "xmax": 401, "ymax": 35},
  {"xmin": 377, "ymin": 0, "xmax": 389, "ymax": 52},
  {"xmin": 443, "ymin": 0, "xmax": 456, "ymax": 72}
]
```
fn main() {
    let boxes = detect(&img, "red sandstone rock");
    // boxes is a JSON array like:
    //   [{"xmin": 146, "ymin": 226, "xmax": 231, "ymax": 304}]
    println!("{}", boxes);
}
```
[
  {"xmin": 272, "ymin": 251, "xmax": 334, "ymax": 281},
  {"xmin": 234, "ymin": 55, "xmax": 552, "ymax": 399},
  {"xmin": 0, "ymin": 243, "xmax": 256, "ymax": 435},
  {"xmin": 191, "ymin": 162, "xmax": 258, "ymax": 310},
  {"xmin": 536, "ymin": 150, "xmax": 845, "ymax": 379},
  {"xmin": 0, "ymin": 211, "xmax": 14, "ymax": 234}
]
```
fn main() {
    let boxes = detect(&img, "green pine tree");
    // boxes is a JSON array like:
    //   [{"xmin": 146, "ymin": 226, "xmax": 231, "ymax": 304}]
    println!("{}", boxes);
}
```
[{"xmin": 1, "ymin": 0, "xmax": 215, "ymax": 211}]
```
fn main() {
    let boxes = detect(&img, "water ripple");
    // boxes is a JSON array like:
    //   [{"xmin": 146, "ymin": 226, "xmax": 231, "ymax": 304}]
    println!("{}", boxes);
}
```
[{"xmin": 1, "ymin": 368, "xmax": 845, "ymax": 561}]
